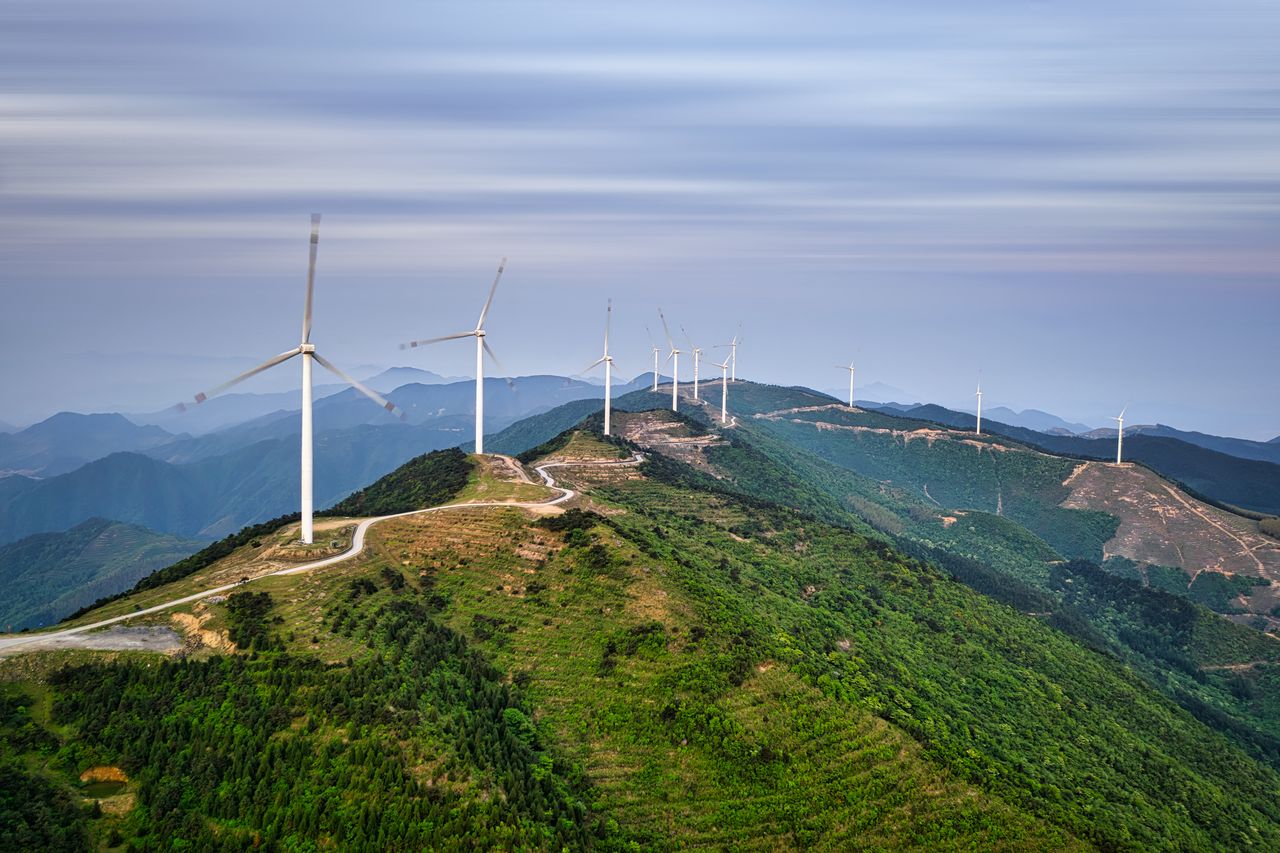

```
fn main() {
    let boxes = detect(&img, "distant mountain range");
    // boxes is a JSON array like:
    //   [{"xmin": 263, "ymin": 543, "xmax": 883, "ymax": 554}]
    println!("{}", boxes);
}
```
[
  {"xmin": 0, "ymin": 374, "xmax": 1273, "ymax": 552},
  {"xmin": 0, "ymin": 374, "xmax": 653, "ymax": 547},
  {"xmin": 0, "ymin": 412, "xmax": 175, "ymax": 477}
]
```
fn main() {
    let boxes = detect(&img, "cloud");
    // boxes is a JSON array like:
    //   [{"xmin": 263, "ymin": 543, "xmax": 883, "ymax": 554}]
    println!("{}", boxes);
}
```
[{"xmin": 1, "ymin": 0, "xmax": 1278, "ymax": 436}]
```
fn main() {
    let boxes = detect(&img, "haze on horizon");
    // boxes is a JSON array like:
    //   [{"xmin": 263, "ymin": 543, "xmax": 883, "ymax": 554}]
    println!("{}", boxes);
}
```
[{"xmin": 1, "ymin": 1, "xmax": 1277, "ymax": 439}]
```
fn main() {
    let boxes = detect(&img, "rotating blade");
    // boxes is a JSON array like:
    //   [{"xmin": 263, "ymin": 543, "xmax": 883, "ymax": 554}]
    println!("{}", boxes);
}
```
[
  {"xmin": 312, "ymin": 352, "xmax": 407, "ymax": 420},
  {"xmin": 658, "ymin": 308, "xmax": 675, "ymax": 351},
  {"xmin": 175, "ymin": 347, "xmax": 301, "ymax": 411},
  {"xmin": 476, "ymin": 257, "xmax": 507, "ymax": 330},
  {"xmin": 482, "ymin": 339, "xmax": 516, "ymax": 388},
  {"xmin": 302, "ymin": 214, "xmax": 321, "ymax": 343},
  {"xmin": 400, "ymin": 330, "xmax": 474, "ymax": 350}
]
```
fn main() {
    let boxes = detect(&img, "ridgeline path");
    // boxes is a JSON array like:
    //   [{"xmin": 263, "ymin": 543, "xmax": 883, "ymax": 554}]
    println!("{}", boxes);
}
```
[{"xmin": 0, "ymin": 453, "xmax": 644, "ymax": 655}]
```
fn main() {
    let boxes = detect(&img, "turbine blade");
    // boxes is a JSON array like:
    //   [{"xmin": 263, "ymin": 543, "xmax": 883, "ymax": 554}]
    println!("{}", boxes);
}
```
[
  {"xmin": 1119, "ymin": 405, "xmax": 1128, "ymax": 419},
  {"xmin": 176, "ymin": 347, "xmax": 301, "ymax": 410},
  {"xmin": 313, "ymin": 352, "xmax": 407, "ymax": 420},
  {"xmin": 658, "ymin": 308, "xmax": 675, "ymax": 350},
  {"xmin": 579, "ymin": 356, "xmax": 608, "ymax": 375},
  {"xmin": 604, "ymin": 299, "xmax": 612, "ymax": 354},
  {"xmin": 302, "ymin": 214, "xmax": 320, "ymax": 343},
  {"xmin": 400, "ymin": 331, "xmax": 474, "ymax": 350},
  {"xmin": 481, "ymin": 339, "xmax": 515, "ymax": 387},
  {"xmin": 476, "ymin": 257, "xmax": 507, "ymax": 330}
]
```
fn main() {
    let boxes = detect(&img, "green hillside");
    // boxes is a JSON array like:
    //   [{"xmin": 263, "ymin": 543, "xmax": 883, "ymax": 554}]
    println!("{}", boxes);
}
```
[
  {"xmin": 7, "ymin": 402, "xmax": 1280, "ymax": 849},
  {"xmin": 0, "ymin": 519, "xmax": 204, "ymax": 631}
]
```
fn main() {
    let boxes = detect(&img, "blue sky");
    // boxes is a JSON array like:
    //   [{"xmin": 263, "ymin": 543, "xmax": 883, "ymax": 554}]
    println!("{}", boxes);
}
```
[{"xmin": 2, "ymin": 1, "xmax": 1277, "ymax": 438}]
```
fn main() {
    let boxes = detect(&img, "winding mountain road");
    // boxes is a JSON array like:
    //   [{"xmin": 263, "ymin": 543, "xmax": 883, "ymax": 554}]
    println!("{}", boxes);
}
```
[{"xmin": 0, "ymin": 453, "xmax": 643, "ymax": 654}]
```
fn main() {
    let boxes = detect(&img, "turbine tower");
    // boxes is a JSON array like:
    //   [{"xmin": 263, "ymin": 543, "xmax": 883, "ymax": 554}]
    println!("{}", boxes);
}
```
[
  {"xmin": 646, "ymin": 325, "xmax": 660, "ymax": 393},
  {"xmin": 715, "ymin": 356, "xmax": 731, "ymax": 424},
  {"xmin": 1112, "ymin": 406, "xmax": 1127, "ymax": 464},
  {"xmin": 837, "ymin": 362, "xmax": 856, "ymax": 407},
  {"xmin": 582, "ymin": 300, "xmax": 616, "ymax": 436},
  {"xmin": 176, "ymin": 214, "xmax": 405, "ymax": 545},
  {"xmin": 659, "ymin": 308, "xmax": 681, "ymax": 412},
  {"xmin": 401, "ymin": 258, "xmax": 509, "ymax": 455},
  {"xmin": 683, "ymin": 327, "xmax": 702, "ymax": 400},
  {"xmin": 975, "ymin": 383, "xmax": 983, "ymax": 436}
]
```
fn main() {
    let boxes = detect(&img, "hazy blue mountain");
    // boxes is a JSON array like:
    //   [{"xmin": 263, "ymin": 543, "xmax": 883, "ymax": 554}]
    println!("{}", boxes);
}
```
[
  {"xmin": 1124, "ymin": 424, "xmax": 1280, "ymax": 465},
  {"xmin": 983, "ymin": 406, "xmax": 1093, "ymax": 434},
  {"xmin": 0, "ymin": 412, "xmax": 177, "ymax": 477},
  {"xmin": 0, "ymin": 420, "xmax": 15, "ymax": 434},
  {"xmin": 0, "ymin": 475, "xmax": 39, "ymax": 503},
  {"xmin": 0, "ymin": 518, "xmax": 203, "ymax": 630},
  {"xmin": 362, "ymin": 366, "xmax": 461, "ymax": 391},
  {"xmin": 0, "ymin": 422, "xmax": 467, "ymax": 546}
]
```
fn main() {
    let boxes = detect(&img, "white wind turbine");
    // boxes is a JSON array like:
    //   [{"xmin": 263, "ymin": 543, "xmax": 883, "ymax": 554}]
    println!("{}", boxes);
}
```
[
  {"xmin": 401, "ymin": 258, "xmax": 509, "ymax": 455},
  {"xmin": 715, "ymin": 356, "xmax": 731, "ymax": 424},
  {"xmin": 975, "ymin": 383, "xmax": 983, "ymax": 436},
  {"xmin": 715, "ymin": 329, "xmax": 741, "ymax": 382},
  {"xmin": 176, "ymin": 214, "xmax": 406, "ymax": 545},
  {"xmin": 1112, "ymin": 406, "xmax": 1127, "ymax": 464},
  {"xmin": 582, "ymin": 300, "xmax": 616, "ymax": 436},
  {"xmin": 658, "ymin": 308, "xmax": 681, "ymax": 412},
  {"xmin": 683, "ymin": 326, "xmax": 702, "ymax": 400},
  {"xmin": 836, "ymin": 362, "xmax": 856, "ymax": 407},
  {"xmin": 646, "ymin": 325, "xmax": 660, "ymax": 393}
]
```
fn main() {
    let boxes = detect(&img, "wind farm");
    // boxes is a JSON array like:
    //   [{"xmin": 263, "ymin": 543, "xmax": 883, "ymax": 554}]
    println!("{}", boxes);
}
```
[{"xmin": 4, "ymin": 4, "xmax": 1278, "ymax": 849}]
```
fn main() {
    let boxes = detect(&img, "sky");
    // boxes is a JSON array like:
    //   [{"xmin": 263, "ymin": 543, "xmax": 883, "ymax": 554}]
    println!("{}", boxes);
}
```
[{"xmin": 1, "ymin": 1, "xmax": 1277, "ymax": 439}]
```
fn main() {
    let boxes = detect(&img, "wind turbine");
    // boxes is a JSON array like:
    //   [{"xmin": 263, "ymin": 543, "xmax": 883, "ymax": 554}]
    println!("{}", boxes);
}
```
[
  {"xmin": 582, "ymin": 300, "xmax": 616, "ymax": 436},
  {"xmin": 645, "ymin": 325, "xmax": 660, "ymax": 393},
  {"xmin": 1112, "ymin": 406, "xmax": 1127, "ymax": 464},
  {"xmin": 715, "ymin": 330, "xmax": 741, "ymax": 382},
  {"xmin": 683, "ymin": 327, "xmax": 702, "ymax": 401},
  {"xmin": 836, "ymin": 362, "xmax": 856, "ymax": 407},
  {"xmin": 175, "ymin": 214, "xmax": 405, "ymax": 545},
  {"xmin": 401, "ymin": 258, "xmax": 509, "ymax": 455},
  {"xmin": 658, "ymin": 308, "xmax": 680, "ymax": 412},
  {"xmin": 715, "ymin": 356, "xmax": 731, "ymax": 424},
  {"xmin": 975, "ymin": 383, "xmax": 983, "ymax": 436}
]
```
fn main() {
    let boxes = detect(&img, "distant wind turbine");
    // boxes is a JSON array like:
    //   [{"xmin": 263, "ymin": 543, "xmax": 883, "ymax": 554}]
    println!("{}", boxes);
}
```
[
  {"xmin": 683, "ymin": 326, "xmax": 702, "ymax": 401},
  {"xmin": 715, "ymin": 330, "xmax": 741, "ymax": 382},
  {"xmin": 658, "ymin": 308, "xmax": 681, "ymax": 412},
  {"xmin": 175, "ymin": 214, "xmax": 405, "ymax": 545},
  {"xmin": 401, "ymin": 258, "xmax": 509, "ymax": 455},
  {"xmin": 582, "ymin": 300, "xmax": 616, "ymax": 436},
  {"xmin": 837, "ymin": 362, "xmax": 856, "ymax": 407},
  {"xmin": 715, "ymin": 356, "xmax": 731, "ymax": 424},
  {"xmin": 1113, "ymin": 406, "xmax": 1127, "ymax": 464},
  {"xmin": 975, "ymin": 383, "xmax": 983, "ymax": 436}
]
